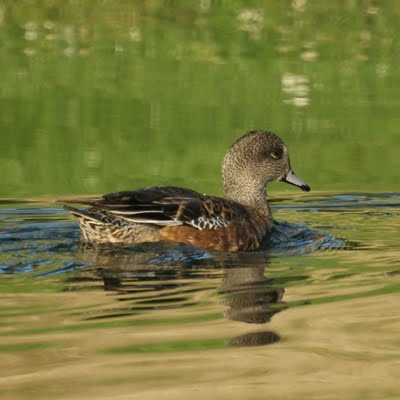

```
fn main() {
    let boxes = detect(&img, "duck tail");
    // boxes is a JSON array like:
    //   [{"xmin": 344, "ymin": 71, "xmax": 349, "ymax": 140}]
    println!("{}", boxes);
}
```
[{"xmin": 64, "ymin": 205, "xmax": 105, "ymax": 224}]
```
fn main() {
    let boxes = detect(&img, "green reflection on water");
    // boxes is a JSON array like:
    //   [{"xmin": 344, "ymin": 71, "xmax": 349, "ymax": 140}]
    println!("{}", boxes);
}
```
[
  {"xmin": 0, "ymin": 341, "xmax": 60, "ymax": 353},
  {"xmin": 1, "ymin": 313, "xmax": 221, "ymax": 337},
  {"xmin": 1, "ymin": 1, "xmax": 399, "ymax": 197},
  {"xmin": 103, "ymin": 338, "xmax": 228, "ymax": 354},
  {"xmin": 0, "ymin": 278, "xmax": 63, "ymax": 293},
  {"xmin": 286, "ymin": 283, "xmax": 400, "ymax": 308}
]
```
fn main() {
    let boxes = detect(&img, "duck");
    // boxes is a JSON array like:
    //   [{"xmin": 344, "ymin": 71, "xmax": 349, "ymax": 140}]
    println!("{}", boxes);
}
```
[{"xmin": 65, "ymin": 130, "xmax": 310, "ymax": 251}]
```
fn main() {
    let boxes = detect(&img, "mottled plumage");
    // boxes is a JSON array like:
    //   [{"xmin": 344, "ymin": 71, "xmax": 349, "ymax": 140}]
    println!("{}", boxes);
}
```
[{"xmin": 65, "ymin": 130, "xmax": 310, "ymax": 251}]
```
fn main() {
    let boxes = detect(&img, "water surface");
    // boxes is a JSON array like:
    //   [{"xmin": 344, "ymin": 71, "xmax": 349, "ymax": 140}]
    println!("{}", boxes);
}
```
[{"xmin": 1, "ymin": 193, "xmax": 400, "ymax": 399}]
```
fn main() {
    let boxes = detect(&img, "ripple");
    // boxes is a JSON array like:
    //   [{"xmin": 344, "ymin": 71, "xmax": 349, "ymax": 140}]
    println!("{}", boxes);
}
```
[
  {"xmin": 269, "ymin": 220, "xmax": 349, "ymax": 255},
  {"xmin": 0, "ymin": 201, "xmax": 351, "ymax": 275}
]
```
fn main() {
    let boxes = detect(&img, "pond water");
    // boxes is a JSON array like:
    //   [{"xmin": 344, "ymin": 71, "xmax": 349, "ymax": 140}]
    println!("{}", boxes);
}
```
[
  {"xmin": 1, "ymin": 2, "xmax": 400, "ymax": 400},
  {"xmin": 1, "ymin": 193, "xmax": 400, "ymax": 399}
]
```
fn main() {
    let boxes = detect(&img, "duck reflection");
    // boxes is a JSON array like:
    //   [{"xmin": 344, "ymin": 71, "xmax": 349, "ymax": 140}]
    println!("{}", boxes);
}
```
[
  {"xmin": 71, "ymin": 242, "xmax": 286, "ymax": 347},
  {"xmin": 218, "ymin": 252, "xmax": 284, "ymax": 346}
]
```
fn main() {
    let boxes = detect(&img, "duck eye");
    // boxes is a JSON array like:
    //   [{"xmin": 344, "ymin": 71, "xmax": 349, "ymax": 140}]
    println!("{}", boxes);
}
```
[{"xmin": 270, "ymin": 151, "xmax": 282, "ymax": 160}]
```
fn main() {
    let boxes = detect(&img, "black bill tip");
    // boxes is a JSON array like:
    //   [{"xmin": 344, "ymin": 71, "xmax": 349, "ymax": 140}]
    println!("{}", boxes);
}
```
[{"xmin": 282, "ymin": 170, "xmax": 311, "ymax": 192}]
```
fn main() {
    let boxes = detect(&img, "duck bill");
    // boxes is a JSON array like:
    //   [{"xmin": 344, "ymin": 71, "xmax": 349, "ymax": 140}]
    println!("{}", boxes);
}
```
[{"xmin": 281, "ymin": 170, "xmax": 311, "ymax": 192}]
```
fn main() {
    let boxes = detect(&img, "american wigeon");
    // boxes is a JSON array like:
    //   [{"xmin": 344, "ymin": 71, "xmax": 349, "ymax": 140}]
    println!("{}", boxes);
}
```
[{"xmin": 65, "ymin": 130, "xmax": 310, "ymax": 251}]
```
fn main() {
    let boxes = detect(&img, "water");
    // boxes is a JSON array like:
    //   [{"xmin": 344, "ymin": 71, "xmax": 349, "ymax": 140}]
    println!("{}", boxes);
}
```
[
  {"xmin": 1, "ymin": 1, "xmax": 400, "ymax": 399},
  {"xmin": 1, "ymin": 2, "xmax": 400, "ymax": 197},
  {"xmin": 1, "ymin": 193, "xmax": 400, "ymax": 399}
]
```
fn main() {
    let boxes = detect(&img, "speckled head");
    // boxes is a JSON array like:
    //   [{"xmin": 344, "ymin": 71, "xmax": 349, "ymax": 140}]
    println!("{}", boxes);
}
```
[{"xmin": 221, "ymin": 130, "xmax": 310, "ymax": 207}]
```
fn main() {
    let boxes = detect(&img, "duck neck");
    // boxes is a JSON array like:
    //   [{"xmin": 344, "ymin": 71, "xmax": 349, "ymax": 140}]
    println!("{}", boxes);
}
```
[{"xmin": 222, "ymin": 173, "xmax": 272, "ymax": 217}]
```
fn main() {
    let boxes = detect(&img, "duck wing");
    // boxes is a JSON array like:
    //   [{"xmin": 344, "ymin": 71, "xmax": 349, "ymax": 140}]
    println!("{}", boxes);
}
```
[{"xmin": 68, "ymin": 186, "xmax": 240, "ymax": 230}]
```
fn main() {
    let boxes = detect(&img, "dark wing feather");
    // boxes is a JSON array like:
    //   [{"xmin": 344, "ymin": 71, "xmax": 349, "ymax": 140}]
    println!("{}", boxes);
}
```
[
  {"xmin": 100, "ymin": 186, "xmax": 202, "ymax": 205},
  {"xmin": 66, "ymin": 186, "xmax": 240, "ymax": 230}
]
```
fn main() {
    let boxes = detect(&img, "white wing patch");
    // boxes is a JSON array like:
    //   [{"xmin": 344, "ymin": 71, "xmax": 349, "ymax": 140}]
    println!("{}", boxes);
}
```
[
  {"xmin": 108, "ymin": 209, "xmax": 183, "ymax": 226},
  {"xmin": 188, "ymin": 216, "xmax": 229, "ymax": 230},
  {"xmin": 109, "ymin": 210, "xmax": 163, "ymax": 215}
]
